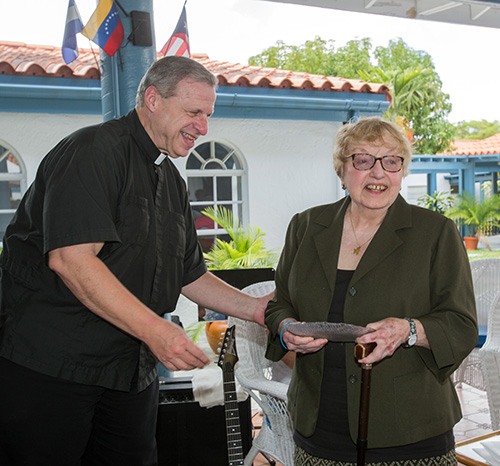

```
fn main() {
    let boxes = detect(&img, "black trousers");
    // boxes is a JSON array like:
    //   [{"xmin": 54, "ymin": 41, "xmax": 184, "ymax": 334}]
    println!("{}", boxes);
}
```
[{"xmin": 0, "ymin": 357, "xmax": 159, "ymax": 466}]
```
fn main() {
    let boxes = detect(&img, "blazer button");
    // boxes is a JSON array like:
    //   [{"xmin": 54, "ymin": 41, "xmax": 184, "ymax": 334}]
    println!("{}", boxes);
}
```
[
  {"xmin": 349, "ymin": 287, "xmax": 356, "ymax": 296},
  {"xmin": 348, "ymin": 374, "xmax": 358, "ymax": 384}
]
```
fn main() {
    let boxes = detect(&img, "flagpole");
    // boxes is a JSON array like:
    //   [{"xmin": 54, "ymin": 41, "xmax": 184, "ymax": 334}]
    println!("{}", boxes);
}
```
[
  {"xmin": 111, "ymin": 53, "xmax": 121, "ymax": 118},
  {"xmin": 100, "ymin": 0, "xmax": 156, "ymax": 120}
]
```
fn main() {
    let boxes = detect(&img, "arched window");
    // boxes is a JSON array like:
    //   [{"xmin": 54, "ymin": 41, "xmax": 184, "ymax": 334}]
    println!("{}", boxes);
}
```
[
  {"xmin": 0, "ymin": 141, "xmax": 27, "ymax": 241},
  {"xmin": 186, "ymin": 140, "xmax": 247, "ymax": 251}
]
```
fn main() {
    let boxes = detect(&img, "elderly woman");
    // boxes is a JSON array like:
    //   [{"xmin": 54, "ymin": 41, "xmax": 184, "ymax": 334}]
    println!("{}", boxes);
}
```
[{"xmin": 265, "ymin": 117, "xmax": 477, "ymax": 466}]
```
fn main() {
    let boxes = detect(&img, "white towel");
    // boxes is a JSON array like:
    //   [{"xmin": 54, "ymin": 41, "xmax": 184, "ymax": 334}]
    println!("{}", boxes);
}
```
[{"xmin": 191, "ymin": 366, "xmax": 248, "ymax": 408}]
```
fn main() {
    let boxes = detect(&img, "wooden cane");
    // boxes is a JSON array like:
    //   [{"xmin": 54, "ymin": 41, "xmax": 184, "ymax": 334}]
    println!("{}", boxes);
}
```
[{"xmin": 354, "ymin": 342, "xmax": 376, "ymax": 466}]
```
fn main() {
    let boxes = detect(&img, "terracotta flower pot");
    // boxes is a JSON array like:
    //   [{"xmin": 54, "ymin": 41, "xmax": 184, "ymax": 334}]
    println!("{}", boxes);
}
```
[
  {"xmin": 464, "ymin": 236, "xmax": 479, "ymax": 250},
  {"xmin": 205, "ymin": 320, "xmax": 228, "ymax": 354}
]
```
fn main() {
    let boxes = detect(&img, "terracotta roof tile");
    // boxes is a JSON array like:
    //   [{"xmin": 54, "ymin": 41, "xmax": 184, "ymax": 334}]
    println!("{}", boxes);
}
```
[
  {"xmin": 441, "ymin": 133, "xmax": 500, "ymax": 155},
  {"xmin": 0, "ymin": 41, "xmax": 392, "ymax": 101},
  {"xmin": 0, "ymin": 41, "xmax": 99, "ymax": 79}
]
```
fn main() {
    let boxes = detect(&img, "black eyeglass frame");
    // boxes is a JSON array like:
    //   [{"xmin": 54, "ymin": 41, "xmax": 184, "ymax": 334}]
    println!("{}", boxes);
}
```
[{"xmin": 348, "ymin": 153, "xmax": 405, "ymax": 173}]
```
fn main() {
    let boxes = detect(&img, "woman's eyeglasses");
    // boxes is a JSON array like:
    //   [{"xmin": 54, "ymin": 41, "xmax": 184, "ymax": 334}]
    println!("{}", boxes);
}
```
[{"xmin": 349, "ymin": 153, "xmax": 404, "ymax": 173}]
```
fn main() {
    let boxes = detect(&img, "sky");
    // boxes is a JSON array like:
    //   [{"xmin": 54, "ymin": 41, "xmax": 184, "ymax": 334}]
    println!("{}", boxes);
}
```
[{"xmin": 2, "ymin": 0, "xmax": 500, "ymax": 124}]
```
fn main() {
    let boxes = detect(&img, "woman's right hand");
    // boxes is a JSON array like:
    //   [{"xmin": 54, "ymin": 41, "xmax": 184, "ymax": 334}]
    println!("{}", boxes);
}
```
[{"xmin": 280, "ymin": 319, "xmax": 328, "ymax": 354}]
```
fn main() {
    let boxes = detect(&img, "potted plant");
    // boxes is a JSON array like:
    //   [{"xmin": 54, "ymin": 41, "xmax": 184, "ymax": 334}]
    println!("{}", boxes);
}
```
[
  {"xmin": 200, "ymin": 206, "xmax": 279, "ymax": 270},
  {"xmin": 185, "ymin": 206, "xmax": 279, "ymax": 352},
  {"xmin": 445, "ymin": 192, "xmax": 500, "ymax": 250}
]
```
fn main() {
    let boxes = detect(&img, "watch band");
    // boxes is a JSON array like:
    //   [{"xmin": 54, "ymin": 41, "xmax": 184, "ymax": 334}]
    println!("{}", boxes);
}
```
[{"xmin": 403, "ymin": 317, "xmax": 417, "ymax": 348}]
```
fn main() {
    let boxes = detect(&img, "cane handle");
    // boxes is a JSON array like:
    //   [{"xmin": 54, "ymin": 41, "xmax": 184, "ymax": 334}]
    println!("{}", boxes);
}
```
[{"xmin": 354, "ymin": 342, "xmax": 376, "ymax": 360}]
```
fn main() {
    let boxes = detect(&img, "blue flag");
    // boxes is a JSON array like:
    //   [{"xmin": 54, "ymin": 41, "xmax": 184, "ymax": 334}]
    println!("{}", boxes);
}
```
[{"xmin": 62, "ymin": 0, "xmax": 84, "ymax": 64}]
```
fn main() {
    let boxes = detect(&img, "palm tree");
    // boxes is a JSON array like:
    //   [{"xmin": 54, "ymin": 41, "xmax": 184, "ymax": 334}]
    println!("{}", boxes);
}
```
[
  {"xmin": 445, "ymin": 192, "xmax": 500, "ymax": 250},
  {"xmin": 201, "ymin": 206, "xmax": 279, "ymax": 270},
  {"xmin": 359, "ymin": 67, "xmax": 435, "ymax": 141}
]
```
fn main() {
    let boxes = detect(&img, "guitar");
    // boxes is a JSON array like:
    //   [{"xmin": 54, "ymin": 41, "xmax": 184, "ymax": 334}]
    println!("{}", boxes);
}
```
[{"xmin": 217, "ymin": 324, "xmax": 245, "ymax": 466}]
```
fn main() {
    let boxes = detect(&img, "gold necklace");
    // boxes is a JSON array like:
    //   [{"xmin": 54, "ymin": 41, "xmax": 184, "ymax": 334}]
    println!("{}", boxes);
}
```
[{"xmin": 349, "ymin": 208, "xmax": 377, "ymax": 255}]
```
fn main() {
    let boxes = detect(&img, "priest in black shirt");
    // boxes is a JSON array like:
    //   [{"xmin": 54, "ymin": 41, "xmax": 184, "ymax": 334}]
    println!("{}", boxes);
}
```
[{"xmin": 0, "ymin": 56, "xmax": 271, "ymax": 466}]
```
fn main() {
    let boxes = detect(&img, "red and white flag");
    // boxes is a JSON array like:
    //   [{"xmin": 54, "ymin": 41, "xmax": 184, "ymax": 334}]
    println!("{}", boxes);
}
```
[{"xmin": 161, "ymin": 4, "xmax": 190, "ymax": 57}]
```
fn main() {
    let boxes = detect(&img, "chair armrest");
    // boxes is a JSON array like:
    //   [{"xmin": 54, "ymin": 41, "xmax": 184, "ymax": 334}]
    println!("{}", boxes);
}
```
[{"xmin": 236, "ymin": 374, "xmax": 289, "ymax": 401}]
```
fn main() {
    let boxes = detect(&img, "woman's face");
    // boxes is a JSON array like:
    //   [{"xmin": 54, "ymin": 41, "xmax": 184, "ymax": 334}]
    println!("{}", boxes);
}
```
[{"xmin": 341, "ymin": 136, "xmax": 404, "ymax": 214}]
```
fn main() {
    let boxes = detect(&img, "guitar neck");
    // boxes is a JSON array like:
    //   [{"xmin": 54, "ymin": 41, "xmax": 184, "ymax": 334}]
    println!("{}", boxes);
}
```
[{"xmin": 223, "ymin": 368, "xmax": 244, "ymax": 466}]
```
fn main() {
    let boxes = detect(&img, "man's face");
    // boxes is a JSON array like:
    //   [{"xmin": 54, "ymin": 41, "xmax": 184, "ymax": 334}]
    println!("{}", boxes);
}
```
[{"xmin": 148, "ymin": 78, "xmax": 216, "ymax": 158}]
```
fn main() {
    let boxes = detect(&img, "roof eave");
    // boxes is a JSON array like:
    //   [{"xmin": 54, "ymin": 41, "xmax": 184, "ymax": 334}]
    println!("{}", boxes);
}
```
[
  {"xmin": 214, "ymin": 86, "xmax": 390, "ymax": 121},
  {"xmin": 0, "ymin": 77, "xmax": 389, "ymax": 121}
]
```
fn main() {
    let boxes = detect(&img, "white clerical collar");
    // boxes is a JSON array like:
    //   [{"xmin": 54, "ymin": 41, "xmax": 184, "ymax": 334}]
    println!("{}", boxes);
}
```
[{"xmin": 154, "ymin": 153, "xmax": 167, "ymax": 166}]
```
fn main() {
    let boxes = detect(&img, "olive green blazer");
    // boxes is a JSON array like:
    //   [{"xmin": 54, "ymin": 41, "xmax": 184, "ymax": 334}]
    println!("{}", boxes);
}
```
[{"xmin": 265, "ymin": 195, "xmax": 478, "ymax": 448}]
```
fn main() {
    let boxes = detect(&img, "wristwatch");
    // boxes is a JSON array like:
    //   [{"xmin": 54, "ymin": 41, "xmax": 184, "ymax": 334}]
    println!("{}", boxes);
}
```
[{"xmin": 403, "ymin": 317, "xmax": 417, "ymax": 347}]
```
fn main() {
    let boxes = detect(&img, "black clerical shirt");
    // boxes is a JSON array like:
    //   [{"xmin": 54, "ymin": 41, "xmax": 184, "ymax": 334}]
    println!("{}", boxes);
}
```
[{"xmin": 0, "ymin": 109, "xmax": 206, "ymax": 391}]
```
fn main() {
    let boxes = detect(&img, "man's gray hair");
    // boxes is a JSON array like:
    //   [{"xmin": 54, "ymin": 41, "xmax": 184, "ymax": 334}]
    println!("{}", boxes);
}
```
[{"xmin": 136, "ymin": 56, "xmax": 218, "ymax": 107}]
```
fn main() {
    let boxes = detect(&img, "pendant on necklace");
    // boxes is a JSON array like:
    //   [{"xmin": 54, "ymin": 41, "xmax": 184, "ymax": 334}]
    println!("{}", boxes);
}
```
[{"xmin": 353, "ymin": 246, "xmax": 361, "ymax": 255}]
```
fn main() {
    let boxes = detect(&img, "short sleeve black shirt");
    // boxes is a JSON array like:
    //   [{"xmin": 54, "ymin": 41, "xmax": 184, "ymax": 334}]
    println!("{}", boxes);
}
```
[{"xmin": 0, "ymin": 109, "xmax": 207, "ymax": 391}]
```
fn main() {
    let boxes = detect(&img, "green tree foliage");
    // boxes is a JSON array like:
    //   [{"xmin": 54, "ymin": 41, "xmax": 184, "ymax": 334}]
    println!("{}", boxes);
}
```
[
  {"xmin": 329, "ymin": 38, "xmax": 374, "ymax": 78},
  {"xmin": 249, "ymin": 37, "xmax": 455, "ymax": 154},
  {"xmin": 373, "ymin": 39, "xmax": 455, "ymax": 154},
  {"xmin": 454, "ymin": 120, "xmax": 500, "ymax": 139},
  {"xmin": 249, "ymin": 36, "xmax": 337, "ymax": 76}
]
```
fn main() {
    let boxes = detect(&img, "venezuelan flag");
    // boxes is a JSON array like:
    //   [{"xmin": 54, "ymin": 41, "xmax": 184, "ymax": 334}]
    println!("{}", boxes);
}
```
[{"xmin": 82, "ymin": 0, "xmax": 124, "ymax": 56}]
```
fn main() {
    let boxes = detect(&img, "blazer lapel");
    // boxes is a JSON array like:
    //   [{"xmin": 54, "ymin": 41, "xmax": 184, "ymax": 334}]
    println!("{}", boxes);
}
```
[
  {"xmin": 352, "ymin": 195, "xmax": 413, "ymax": 284},
  {"xmin": 313, "ymin": 198, "xmax": 350, "ymax": 291}
]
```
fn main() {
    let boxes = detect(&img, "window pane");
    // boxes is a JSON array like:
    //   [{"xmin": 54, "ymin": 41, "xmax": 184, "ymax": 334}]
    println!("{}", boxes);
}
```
[
  {"xmin": 0, "ymin": 180, "xmax": 21, "ymax": 209},
  {"xmin": 9, "ymin": 181, "xmax": 22, "ymax": 206},
  {"xmin": 197, "ymin": 179, "xmax": 214, "ymax": 202},
  {"xmin": 214, "ymin": 143, "xmax": 230, "ymax": 161},
  {"xmin": 188, "ymin": 178, "xmax": 202, "ymax": 202},
  {"xmin": 225, "ymin": 154, "xmax": 241, "ymax": 170},
  {"xmin": 235, "ymin": 177, "xmax": 242, "ymax": 200},
  {"xmin": 0, "ymin": 147, "xmax": 21, "ymax": 174},
  {"xmin": 186, "ymin": 157, "xmax": 201, "ymax": 170},
  {"xmin": 205, "ymin": 160, "xmax": 224, "ymax": 170},
  {"xmin": 0, "ymin": 213, "xmax": 14, "ymax": 240},
  {"xmin": 217, "ymin": 176, "xmax": 233, "ymax": 201},
  {"xmin": 194, "ymin": 205, "xmax": 215, "ymax": 230},
  {"xmin": 195, "ymin": 144, "xmax": 211, "ymax": 160},
  {"xmin": 189, "ymin": 178, "xmax": 214, "ymax": 203}
]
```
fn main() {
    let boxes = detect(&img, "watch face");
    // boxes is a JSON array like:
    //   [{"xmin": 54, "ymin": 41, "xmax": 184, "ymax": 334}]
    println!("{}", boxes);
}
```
[{"xmin": 408, "ymin": 334, "xmax": 417, "ymax": 346}]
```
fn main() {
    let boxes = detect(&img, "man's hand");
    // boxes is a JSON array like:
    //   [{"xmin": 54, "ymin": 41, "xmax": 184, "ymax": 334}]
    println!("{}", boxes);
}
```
[{"xmin": 145, "ymin": 319, "xmax": 210, "ymax": 371}]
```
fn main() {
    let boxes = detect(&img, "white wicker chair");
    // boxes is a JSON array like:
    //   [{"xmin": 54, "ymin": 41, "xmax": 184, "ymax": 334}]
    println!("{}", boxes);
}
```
[
  {"xmin": 228, "ymin": 280, "xmax": 294, "ymax": 466},
  {"xmin": 480, "ymin": 292, "xmax": 500, "ymax": 429},
  {"xmin": 453, "ymin": 258, "xmax": 500, "ymax": 390},
  {"xmin": 471, "ymin": 258, "xmax": 500, "ymax": 327}
]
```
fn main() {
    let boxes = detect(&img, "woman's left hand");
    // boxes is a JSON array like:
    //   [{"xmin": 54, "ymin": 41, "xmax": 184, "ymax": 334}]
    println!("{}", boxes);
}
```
[{"xmin": 355, "ymin": 317, "xmax": 427, "ymax": 364}]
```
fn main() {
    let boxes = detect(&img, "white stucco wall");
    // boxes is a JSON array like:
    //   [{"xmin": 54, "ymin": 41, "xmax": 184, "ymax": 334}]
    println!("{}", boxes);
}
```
[
  {"xmin": 1, "ymin": 112, "xmax": 344, "ymax": 253},
  {"xmin": 173, "ymin": 118, "xmax": 344, "ymax": 251},
  {"xmin": 0, "ymin": 112, "xmax": 102, "ymax": 185}
]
